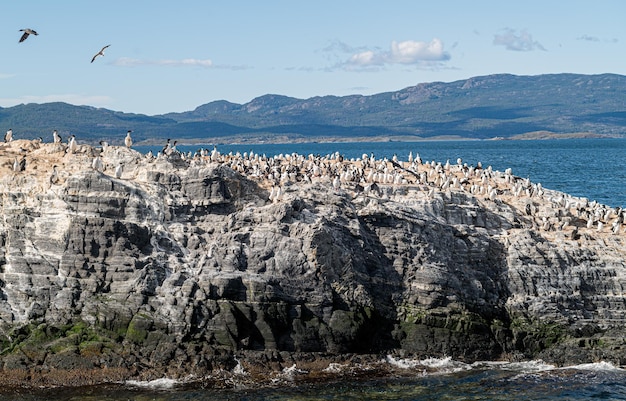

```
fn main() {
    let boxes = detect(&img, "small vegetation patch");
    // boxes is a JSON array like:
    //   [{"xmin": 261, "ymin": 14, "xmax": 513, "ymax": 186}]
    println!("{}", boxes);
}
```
[
  {"xmin": 0, "ymin": 321, "xmax": 119, "ymax": 357},
  {"xmin": 510, "ymin": 316, "xmax": 567, "ymax": 353}
]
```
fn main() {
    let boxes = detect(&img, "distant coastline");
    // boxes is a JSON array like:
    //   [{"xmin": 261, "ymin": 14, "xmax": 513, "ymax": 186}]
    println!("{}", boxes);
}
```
[
  {"xmin": 136, "ymin": 131, "xmax": 622, "ymax": 147},
  {"xmin": 4, "ymin": 73, "xmax": 626, "ymax": 146}
]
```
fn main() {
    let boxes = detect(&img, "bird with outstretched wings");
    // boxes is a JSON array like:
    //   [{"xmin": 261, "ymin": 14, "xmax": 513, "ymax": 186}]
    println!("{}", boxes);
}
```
[
  {"xmin": 91, "ymin": 44, "xmax": 111, "ymax": 63},
  {"xmin": 19, "ymin": 28, "xmax": 38, "ymax": 43}
]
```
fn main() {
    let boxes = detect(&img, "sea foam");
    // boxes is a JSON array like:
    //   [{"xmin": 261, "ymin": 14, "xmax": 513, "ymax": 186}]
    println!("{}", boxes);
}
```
[
  {"xmin": 385, "ymin": 355, "xmax": 471, "ymax": 374},
  {"xmin": 125, "ymin": 377, "xmax": 179, "ymax": 389},
  {"xmin": 563, "ymin": 361, "xmax": 625, "ymax": 372}
]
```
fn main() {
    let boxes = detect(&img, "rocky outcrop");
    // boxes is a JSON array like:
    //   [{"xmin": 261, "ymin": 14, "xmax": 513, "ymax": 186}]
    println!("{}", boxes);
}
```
[{"xmin": 0, "ymin": 139, "xmax": 624, "ymax": 387}]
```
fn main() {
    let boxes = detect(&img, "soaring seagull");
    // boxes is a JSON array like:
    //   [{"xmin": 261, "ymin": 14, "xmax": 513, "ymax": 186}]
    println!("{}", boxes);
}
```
[
  {"xmin": 91, "ymin": 44, "xmax": 111, "ymax": 63},
  {"xmin": 19, "ymin": 28, "xmax": 38, "ymax": 43}
]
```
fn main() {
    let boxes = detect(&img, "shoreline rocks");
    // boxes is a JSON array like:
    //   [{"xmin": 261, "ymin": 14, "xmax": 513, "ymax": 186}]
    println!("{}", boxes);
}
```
[{"xmin": 0, "ymin": 139, "xmax": 624, "ymax": 389}]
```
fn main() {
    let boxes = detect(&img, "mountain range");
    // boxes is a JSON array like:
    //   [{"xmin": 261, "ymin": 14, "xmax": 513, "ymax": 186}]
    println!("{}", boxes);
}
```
[{"xmin": 1, "ymin": 73, "xmax": 625, "ymax": 145}]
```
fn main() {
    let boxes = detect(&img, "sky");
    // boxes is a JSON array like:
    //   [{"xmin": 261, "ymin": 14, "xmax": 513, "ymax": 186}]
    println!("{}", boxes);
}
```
[{"xmin": 2, "ymin": 1, "xmax": 625, "ymax": 116}]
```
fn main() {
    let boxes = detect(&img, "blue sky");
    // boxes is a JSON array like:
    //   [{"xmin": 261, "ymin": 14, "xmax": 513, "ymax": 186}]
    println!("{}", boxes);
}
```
[{"xmin": 2, "ymin": 1, "xmax": 624, "ymax": 115}]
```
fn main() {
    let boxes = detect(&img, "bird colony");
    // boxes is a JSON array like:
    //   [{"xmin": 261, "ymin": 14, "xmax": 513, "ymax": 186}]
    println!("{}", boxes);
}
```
[{"xmin": 1, "ymin": 131, "xmax": 624, "ymax": 243}]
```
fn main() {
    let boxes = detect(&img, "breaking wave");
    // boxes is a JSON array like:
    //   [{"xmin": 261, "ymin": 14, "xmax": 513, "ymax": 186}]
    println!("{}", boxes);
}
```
[
  {"xmin": 125, "ymin": 377, "xmax": 179, "ymax": 389},
  {"xmin": 383, "ymin": 355, "xmax": 624, "ymax": 377}
]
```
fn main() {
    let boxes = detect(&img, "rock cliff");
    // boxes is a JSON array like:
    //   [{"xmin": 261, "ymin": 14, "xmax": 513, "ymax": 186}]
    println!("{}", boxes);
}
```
[{"xmin": 0, "ymin": 139, "xmax": 624, "ymax": 387}]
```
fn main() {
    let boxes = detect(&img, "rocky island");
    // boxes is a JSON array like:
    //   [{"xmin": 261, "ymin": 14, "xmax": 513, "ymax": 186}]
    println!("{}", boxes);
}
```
[{"xmin": 0, "ymin": 138, "xmax": 624, "ymax": 388}]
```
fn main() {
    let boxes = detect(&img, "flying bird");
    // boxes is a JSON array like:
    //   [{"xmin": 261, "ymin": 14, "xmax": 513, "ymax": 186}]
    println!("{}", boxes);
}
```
[
  {"xmin": 91, "ymin": 44, "xmax": 111, "ymax": 63},
  {"xmin": 19, "ymin": 28, "xmax": 38, "ymax": 43}
]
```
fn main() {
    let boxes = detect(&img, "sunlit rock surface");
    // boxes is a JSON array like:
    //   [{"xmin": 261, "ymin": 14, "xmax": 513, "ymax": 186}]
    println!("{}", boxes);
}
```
[{"xmin": 0, "ymin": 139, "xmax": 624, "ymax": 386}]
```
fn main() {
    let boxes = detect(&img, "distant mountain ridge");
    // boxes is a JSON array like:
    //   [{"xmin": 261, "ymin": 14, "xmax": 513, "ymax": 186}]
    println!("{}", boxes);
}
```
[{"xmin": 1, "ymin": 73, "xmax": 625, "ymax": 144}]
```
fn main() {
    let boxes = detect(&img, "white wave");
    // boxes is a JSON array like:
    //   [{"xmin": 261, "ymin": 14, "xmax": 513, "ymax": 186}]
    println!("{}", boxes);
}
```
[
  {"xmin": 471, "ymin": 360, "xmax": 510, "ymax": 369},
  {"xmin": 125, "ymin": 377, "xmax": 179, "ymax": 389},
  {"xmin": 419, "ymin": 356, "xmax": 471, "ymax": 373},
  {"xmin": 384, "ymin": 355, "xmax": 471, "ymax": 374},
  {"xmin": 385, "ymin": 356, "xmax": 625, "ymax": 376},
  {"xmin": 497, "ymin": 360, "xmax": 556, "ymax": 373},
  {"xmin": 232, "ymin": 357, "xmax": 248, "ymax": 376},
  {"xmin": 475, "ymin": 360, "xmax": 622, "ymax": 373},
  {"xmin": 269, "ymin": 364, "xmax": 309, "ymax": 384},
  {"xmin": 281, "ymin": 363, "xmax": 307, "ymax": 376},
  {"xmin": 323, "ymin": 362, "xmax": 348, "ymax": 373},
  {"xmin": 562, "ymin": 361, "xmax": 625, "ymax": 372},
  {"xmin": 385, "ymin": 355, "xmax": 421, "ymax": 369}
]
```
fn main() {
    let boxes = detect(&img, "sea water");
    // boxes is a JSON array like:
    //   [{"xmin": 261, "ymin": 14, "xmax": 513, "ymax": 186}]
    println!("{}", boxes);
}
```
[
  {"xmin": 4, "ymin": 359, "xmax": 626, "ymax": 400},
  {"xmin": 138, "ymin": 137, "xmax": 626, "ymax": 208},
  {"xmin": 3, "ymin": 138, "xmax": 624, "ymax": 399}
]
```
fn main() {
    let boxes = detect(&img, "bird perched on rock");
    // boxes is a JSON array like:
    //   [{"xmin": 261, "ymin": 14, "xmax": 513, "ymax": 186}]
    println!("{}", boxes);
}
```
[
  {"xmin": 91, "ymin": 44, "xmax": 110, "ymax": 63},
  {"xmin": 19, "ymin": 28, "xmax": 38, "ymax": 43},
  {"xmin": 68, "ymin": 135, "xmax": 77, "ymax": 153},
  {"xmin": 124, "ymin": 130, "xmax": 133, "ymax": 148},
  {"xmin": 50, "ymin": 165, "xmax": 59, "ymax": 184},
  {"xmin": 91, "ymin": 155, "xmax": 103, "ymax": 172},
  {"xmin": 53, "ymin": 130, "xmax": 62, "ymax": 144},
  {"xmin": 4, "ymin": 129, "xmax": 13, "ymax": 142},
  {"xmin": 12, "ymin": 156, "xmax": 26, "ymax": 172}
]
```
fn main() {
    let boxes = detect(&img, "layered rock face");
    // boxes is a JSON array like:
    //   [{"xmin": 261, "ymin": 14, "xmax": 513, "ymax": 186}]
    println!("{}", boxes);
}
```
[{"xmin": 0, "ymin": 139, "xmax": 624, "ymax": 385}]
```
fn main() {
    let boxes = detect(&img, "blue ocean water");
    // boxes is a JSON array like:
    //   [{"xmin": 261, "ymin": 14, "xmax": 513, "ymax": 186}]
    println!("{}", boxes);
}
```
[
  {"xmin": 5, "ymin": 360, "xmax": 626, "ymax": 400},
  {"xmin": 138, "ymin": 138, "xmax": 626, "ymax": 208}
]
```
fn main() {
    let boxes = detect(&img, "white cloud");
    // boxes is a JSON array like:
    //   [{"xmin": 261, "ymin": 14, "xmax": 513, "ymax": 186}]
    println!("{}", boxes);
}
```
[
  {"xmin": 576, "ymin": 35, "xmax": 618, "ymax": 44},
  {"xmin": 0, "ymin": 94, "xmax": 112, "ymax": 107},
  {"xmin": 112, "ymin": 57, "xmax": 143, "ymax": 67},
  {"xmin": 349, "ymin": 50, "xmax": 381, "ymax": 66},
  {"xmin": 346, "ymin": 38, "xmax": 451, "ymax": 68},
  {"xmin": 390, "ymin": 39, "xmax": 450, "ymax": 63},
  {"xmin": 493, "ymin": 29, "xmax": 546, "ymax": 51},
  {"xmin": 577, "ymin": 34, "xmax": 600, "ymax": 42},
  {"xmin": 0, "ymin": 73, "xmax": 14, "ymax": 79},
  {"xmin": 322, "ymin": 39, "xmax": 368, "ymax": 54},
  {"xmin": 113, "ymin": 57, "xmax": 213, "ymax": 67},
  {"xmin": 178, "ymin": 58, "xmax": 213, "ymax": 67}
]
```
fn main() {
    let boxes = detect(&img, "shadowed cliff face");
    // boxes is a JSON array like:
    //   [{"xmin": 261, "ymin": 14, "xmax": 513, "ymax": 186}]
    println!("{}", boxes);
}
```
[{"xmin": 0, "ymin": 139, "xmax": 624, "ymax": 385}]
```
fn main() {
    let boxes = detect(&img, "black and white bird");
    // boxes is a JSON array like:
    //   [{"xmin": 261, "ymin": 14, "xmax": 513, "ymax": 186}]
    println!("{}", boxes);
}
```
[
  {"xmin": 12, "ymin": 156, "xmax": 26, "ymax": 172},
  {"xmin": 91, "ymin": 155, "xmax": 103, "ymax": 171},
  {"xmin": 91, "ymin": 44, "xmax": 110, "ymax": 63},
  {"xmin": 161, "ymin": 138, "xmax": 171, "ymax": 154},
  {"xmin": 53, "ymin": 129, "xmax": 62, "ymax": 144},
  {"xmin": 19, "ymin": 28, "xmax": 38, "ymax": 43},
  {"xmin": 68, "ymin": 135, "xmax": 77, "ymax": 153},
  {"xmin": 124, "ymin": 130, "xmax": 133, "ymax": 148},
  {"xmin": 50, "ymin": 165, "xmax": 59, "ymax": 184},
  {"xmin": 4, "ymin": 129, "xmax": 13, "ymax": 142}
]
